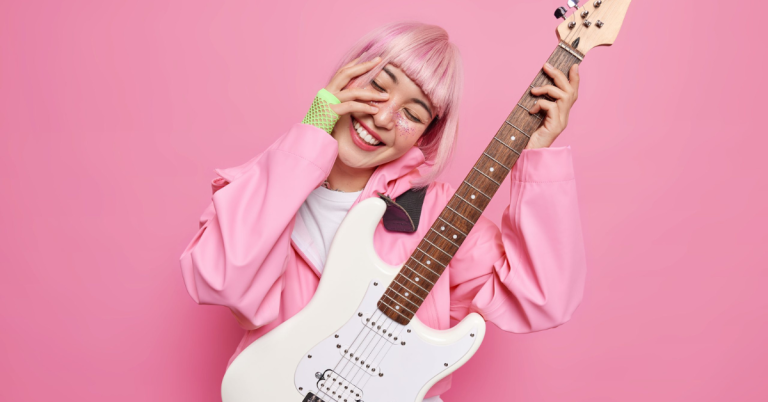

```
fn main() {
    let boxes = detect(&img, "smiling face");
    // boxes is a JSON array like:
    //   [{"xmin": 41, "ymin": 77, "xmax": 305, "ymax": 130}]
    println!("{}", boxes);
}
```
[{"xmin": 331, "ymin": 64, "xmax": 436, "ymax": 171}]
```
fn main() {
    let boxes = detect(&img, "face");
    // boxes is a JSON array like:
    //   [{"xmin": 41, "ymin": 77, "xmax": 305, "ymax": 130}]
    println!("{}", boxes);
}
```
[{"xmin": 331, "ymin": 64, "xmax": 436, "ymax": 171}]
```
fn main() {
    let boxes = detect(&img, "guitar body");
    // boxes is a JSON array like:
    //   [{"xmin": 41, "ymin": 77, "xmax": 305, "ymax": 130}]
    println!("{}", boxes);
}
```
[{"xmin": 221, "ymin": 198, "xmax": 487, "ymax": 402}]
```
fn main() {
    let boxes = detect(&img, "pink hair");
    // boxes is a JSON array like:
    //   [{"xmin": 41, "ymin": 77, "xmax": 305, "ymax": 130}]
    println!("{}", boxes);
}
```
[{"xmin": 332, "ymin": 21, "xmax": 464, "ymax": 188}]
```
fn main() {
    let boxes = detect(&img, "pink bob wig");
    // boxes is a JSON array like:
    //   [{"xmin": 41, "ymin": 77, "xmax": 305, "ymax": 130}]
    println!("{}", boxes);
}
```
[{"xmin": 331, "ymin": 21, "xmax": 464, "ymax": 188}]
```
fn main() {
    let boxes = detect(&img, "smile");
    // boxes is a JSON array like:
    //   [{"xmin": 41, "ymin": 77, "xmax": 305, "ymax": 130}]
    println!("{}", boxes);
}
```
[{"xmin": 352, "ymin": 117, "xmax": 383, "ymax": 146}]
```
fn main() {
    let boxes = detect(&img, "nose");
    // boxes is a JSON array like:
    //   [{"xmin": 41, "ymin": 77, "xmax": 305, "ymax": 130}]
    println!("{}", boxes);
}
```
[{"xmin": 372, "ymin": 100, "xmax": 396, "ymax": 131}]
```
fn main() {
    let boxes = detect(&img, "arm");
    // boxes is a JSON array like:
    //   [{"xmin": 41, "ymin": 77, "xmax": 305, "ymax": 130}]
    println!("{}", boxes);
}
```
[
  {"xmin": 179, "ymin": 122, "xmax": 338, "ymax": 330},
  {"xmin": 449, "ymin": 145, "xmax": 587, "ymax": 332}
]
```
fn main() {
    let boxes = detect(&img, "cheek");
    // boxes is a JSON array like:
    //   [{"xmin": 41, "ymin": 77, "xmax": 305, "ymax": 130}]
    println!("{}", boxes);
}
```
[{"xmin": 393, "ymin": 109, "xmax": 418, "ymax": 139}]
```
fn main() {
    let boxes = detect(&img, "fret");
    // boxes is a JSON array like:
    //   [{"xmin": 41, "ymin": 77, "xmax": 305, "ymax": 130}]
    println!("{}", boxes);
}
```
[
  {"xmin": 383, "ymin": 293, "xmax": 416, "ymax": 315},
  {"xmin": 378, "ymin": 42, "xmax": 583, "ymax": 326},
  {"xmin": 416, "ymin": 247, "xmax": 447, "ymax": 268},
  {"xmin": 430, "ymin": 228, "xmax": 461, "ymax": 248},
  {"xmin": 422, "ymin": 238, "xmax": 454, "ymax": 259},
  {"xmin": 493, "ymin": 136, "xmax": 520, "ymax": 155},
  {"xmin": 397, "ymin": 274, "xmax": 429, "ymax": 293},
  {"xmin": 455, "ymin": 194, "xmax": 483, "ymax": 213},
  {"xmin": 482, "ymin": 152, "xmax": 510, "ymax": 171},
  {"xmin": 472, "ymin": 167, "xmax": 501, "ymax": 186},
  {"xmin": 378, "ymin": 301, "xmax": 411, "ymax": 320},
  {"xmin": 504, "ymin": 120, "xmax": 531, "ymax": 138},
  {"xmin": 408, "ymin": 257, "xmax": 440, "ymax": 277},
  {"xmin": 438, "ymin": 217, "xmax": 468, "ymax": 236},
  {"xmin": 558, "ymin": 42, "xmax": 584, "ymax": 61},
  {"xmin": 461, "ymin": 181, "xmax": 490, "ymax": 200},
  {"xmin": 517, "ymin": 103, "xmax": 542, "ymax": 119},
  {"xmin": 404, "ymin": 265, "xmax": 435, "ymax": 286},
  {"xmin": 446, "ymin": 206, "xmax": 475, "ymax": 225},
  {"xmin": 390, "ymin": 280, "xmax": 424, "ymax": 301}
]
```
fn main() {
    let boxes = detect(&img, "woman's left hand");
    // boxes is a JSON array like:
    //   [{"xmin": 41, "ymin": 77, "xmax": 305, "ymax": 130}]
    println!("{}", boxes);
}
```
[{"xmin": 525, "ymin": 63, "xmax": 580, "ymax": 149}]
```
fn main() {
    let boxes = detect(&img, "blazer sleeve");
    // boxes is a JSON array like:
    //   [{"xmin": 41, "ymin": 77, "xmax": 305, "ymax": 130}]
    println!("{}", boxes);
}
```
[
  {"xmin": 179, "ymin": 123, "xmax": 338, "ymax": 330},
  {"xmin": 448, "ymin": 145, "xmax": 587, "ymax": 333}
]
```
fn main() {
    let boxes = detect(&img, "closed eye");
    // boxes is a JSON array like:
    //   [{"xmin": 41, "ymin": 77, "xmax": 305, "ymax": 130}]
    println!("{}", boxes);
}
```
[
  {"xmin": 371, "ymin": 80, "xmax": 385, "ymax": 92},
  {"xmin": 405, "ymin": 109, "xmax": 422, "ymax": 124},
  {"xmin": 372, "ymin": 79, "xmax": 423, "ymax": 124}
]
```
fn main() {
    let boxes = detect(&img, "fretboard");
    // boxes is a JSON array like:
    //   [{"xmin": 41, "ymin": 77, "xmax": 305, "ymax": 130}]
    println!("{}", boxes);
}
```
[{"xmin": 377, "ymin": 41, "xmax": 584, "ymax": 325}]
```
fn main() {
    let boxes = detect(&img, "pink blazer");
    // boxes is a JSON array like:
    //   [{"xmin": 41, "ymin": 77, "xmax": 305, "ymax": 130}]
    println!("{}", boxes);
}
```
[{"xmin": 179, "ymin": 123, "xmax": 587, "ymax": 398}]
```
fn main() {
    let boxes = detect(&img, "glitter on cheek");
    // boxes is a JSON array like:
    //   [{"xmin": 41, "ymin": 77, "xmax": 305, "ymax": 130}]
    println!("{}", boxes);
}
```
[{"xmin": 394, "ymin": 109, "xmax": 416, "ymax": 138}]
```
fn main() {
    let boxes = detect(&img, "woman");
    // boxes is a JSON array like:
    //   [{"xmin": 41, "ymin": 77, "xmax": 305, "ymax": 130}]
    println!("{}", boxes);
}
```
[{"xmin": 180, "ymin": 21, "xmax": 586, "ymax": 401}]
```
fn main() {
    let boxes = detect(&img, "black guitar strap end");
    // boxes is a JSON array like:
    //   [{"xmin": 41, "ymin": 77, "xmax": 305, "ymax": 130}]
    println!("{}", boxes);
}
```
[{"xmin": 377, "ymin": 187, "xmax": 428, "ymax": 233}]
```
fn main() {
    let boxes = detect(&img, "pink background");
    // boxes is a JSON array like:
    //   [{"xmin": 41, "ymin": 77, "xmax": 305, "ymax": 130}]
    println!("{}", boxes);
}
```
[{"xmin": 1, "ymin": 0, "xmax": 766, "ymax": 401}]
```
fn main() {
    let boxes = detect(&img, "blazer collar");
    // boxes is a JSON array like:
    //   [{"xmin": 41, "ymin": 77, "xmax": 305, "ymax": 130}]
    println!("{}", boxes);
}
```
[{"xmin": 358, "ymin": 146, "xmax": 426, "ymax": 203}]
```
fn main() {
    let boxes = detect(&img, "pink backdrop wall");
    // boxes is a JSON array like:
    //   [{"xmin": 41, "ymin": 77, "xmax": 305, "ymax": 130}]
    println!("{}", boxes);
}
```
[{"xmin": 1, "ymin": 0, "xmax": 766, "ymax": 401}]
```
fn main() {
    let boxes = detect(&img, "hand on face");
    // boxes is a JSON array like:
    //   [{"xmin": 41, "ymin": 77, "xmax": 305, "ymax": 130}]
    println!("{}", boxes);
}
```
[{"xmin": 325, "ymin": 55, "xmax": 435, "ymax": 170}]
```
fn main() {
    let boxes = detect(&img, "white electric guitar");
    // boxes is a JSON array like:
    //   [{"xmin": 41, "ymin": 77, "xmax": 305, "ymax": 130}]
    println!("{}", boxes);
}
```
[{"xmin": 222, "ymin": 2, "xmax": 630, "ymax": 401}]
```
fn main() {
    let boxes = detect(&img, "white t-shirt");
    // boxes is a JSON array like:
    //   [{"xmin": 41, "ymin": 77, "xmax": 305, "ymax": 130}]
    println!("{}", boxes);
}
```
[
  {"xmin": 291, "ymin": 186, "xmax": 362, "ymax": 273},
  {"xmin": 290, "ymin": 186, "xmax": 444, "ymax": 402}
]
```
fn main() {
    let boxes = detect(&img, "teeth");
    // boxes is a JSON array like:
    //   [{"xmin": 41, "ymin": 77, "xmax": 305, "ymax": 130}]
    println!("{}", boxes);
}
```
[{"xmin": 353, "ymin": 120, "xmax": 381, "ymax": 146}]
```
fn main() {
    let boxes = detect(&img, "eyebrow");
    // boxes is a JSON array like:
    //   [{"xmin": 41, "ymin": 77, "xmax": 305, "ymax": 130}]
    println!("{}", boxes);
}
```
[{"xmin": 382, "ymin": 66, "xmax": 434, "ymax": 120}]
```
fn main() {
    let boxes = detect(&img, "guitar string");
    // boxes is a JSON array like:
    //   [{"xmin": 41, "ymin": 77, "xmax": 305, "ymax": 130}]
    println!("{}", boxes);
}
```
[
  {"xmin": 329, "ymin": 289, "xmax": 413, "ymax": 399},
  {"xmin": 321, "ymin": 309, "xmax": 387, "ymax": 400},
  {"xmin": 339, "ymin": 309, "xmax": 403, "ymax": 395},
  {"xmin": 328, "ymin": 308, "xmax": 402, "ymax": 399},
  {"xmin": 327, "ymin": 274, "xmax": 423, "ymax": 398},
  {"xmin": 319, "ymin": 309, "xmax": 385, "ymax": 401},
  {"xmin": 356, "ymin": 315, "xmax": 403, "ymax": 390}
]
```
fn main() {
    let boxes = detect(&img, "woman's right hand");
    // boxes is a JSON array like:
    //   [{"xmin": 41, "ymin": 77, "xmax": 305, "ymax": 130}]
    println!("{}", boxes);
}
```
[{"xmin": 325, "ymin": 55, "xmax": 389, "ymax": 117}]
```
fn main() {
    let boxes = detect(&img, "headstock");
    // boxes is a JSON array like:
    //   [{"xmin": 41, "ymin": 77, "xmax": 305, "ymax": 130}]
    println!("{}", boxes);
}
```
[{"xmin": 554, "ymin": 0, "xmax": 631, "ymax": 55}]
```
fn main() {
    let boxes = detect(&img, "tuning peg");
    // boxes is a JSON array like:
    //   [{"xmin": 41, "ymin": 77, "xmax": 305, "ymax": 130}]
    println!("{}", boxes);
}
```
[
  {"xmin": 555, "ymin": 6, "xmax": 568, "ymax": 20},
  {"xmin": 568, "ymin": 0, "xmax": 581, "ymax": 7}
]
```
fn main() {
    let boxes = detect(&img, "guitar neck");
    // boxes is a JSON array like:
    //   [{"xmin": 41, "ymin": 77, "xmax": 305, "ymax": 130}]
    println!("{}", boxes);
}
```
[{"xmin": 378, "ymin": 41, "xmax": 584, "ymax": 325}]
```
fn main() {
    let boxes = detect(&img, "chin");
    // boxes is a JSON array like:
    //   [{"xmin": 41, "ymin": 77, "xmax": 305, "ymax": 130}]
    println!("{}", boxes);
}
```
[{"xmin": 337, "ymin": 142, "xmax": 377, "ymax": 170}]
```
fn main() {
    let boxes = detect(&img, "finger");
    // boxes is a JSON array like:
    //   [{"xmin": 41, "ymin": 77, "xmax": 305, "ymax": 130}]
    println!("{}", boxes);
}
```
[
  {"xmin": 531, "ymin": 85, "xmax": 567, "ymax": 100},
  {"xmin": 339, "ymin": 56, "xmax": 382, "ymax": 79},
  {"xmin": 528, "ymin": 99, "xmax": 556, "ymax": 115},
  {"xmin": 335, "ymin": 87, "xmax": 389, "ymax": 103},
  {"xmin": 569, "ymin": 64, "xmax": 580, "ymax": 93},
  {"xmin": 330, "ymin": 101, "xmax": 379, "ymax": 116},
  {"xmin": 542, "ymin": 62, "xmax": 570, "ymax": 92},
  {"xmin": 341, "ymin": 51, "xmax": 367, "ymax": 69},
  {"xmin": 328, "ymin": 56, "xmax": 382, "ymax": 92}
]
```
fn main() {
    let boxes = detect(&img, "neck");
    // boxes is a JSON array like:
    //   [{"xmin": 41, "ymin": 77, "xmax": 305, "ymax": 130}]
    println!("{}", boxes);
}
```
[
  {"xmin": 326, "ymin": 157, "xmax": 376, "ymax": 192},
  {"xmin": 376, "ymin": 41, "xmax": 584, "ymax": 325}
]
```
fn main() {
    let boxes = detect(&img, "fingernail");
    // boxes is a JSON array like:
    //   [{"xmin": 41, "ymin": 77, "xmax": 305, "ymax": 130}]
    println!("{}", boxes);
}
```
[
  {"xmin": 372, "ymin": 107, "xmax": 379, "ymax": 112},
  {"xmin": 545, "ymin": 62, "xmax": 553, "ymax": 68}
]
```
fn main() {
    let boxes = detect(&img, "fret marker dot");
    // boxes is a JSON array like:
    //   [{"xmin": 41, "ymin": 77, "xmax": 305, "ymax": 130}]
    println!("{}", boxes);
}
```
[
  {"xmin": 511, "ymin": 136, "xmax": 516, "ymax": 141},
  {"xmin": 405, "ymin": 292, "xmax": 409, "ymax": 296},
  {"xmin": 415, "ymin": 277, "xmax": 419, "ymax": 281},
  {"xmin": 395, "ymin": 306, "xmax": 399, "ymax": 310},
  {"xmin": 441, "ymin": 226, "xmax": 445, "ymax": 231},
  {"xmin": 453, "ymin": 235, "xmax": 458, "ymax": 239},
  {"xmin": 490, "ymin": 167, "xmax": 495, "ymax": 172},
  {"xmin": 426, "ymin": 260, "xmax": 431, "ymax": 265},
  {"xmin": 471, "ymin": 194, "xmax": 476, "ymax": 199}
]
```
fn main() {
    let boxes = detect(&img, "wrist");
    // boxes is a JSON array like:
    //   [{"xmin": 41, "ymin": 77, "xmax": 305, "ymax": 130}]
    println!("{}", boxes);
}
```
[{"xmin": 303, "ymin": 88, "xmax": 341, "ymax": 134}]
